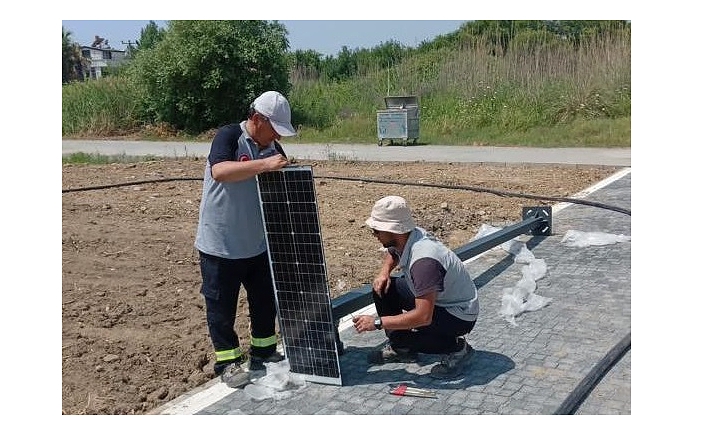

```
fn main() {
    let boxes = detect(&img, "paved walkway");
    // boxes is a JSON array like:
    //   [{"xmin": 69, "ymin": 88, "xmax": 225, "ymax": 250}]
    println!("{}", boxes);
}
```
[
  {"xmin": 62, "ymin": 140, "xmax": 631, "ymax": 167},
  {"xmin": 148, "ymin": 168, "xmax": 631, "ymax": 415}
]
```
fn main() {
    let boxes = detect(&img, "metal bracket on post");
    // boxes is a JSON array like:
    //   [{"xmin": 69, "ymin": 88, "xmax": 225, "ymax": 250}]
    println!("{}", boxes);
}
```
[{"xmin": 522, "ymin": 206, "xmax": 552, "ymax": 236}]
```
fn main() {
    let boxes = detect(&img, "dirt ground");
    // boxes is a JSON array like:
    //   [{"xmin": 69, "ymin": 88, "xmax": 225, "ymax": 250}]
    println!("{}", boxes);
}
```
[{"xmin": 61, "ymin": 158, "xmax": 619, "ymax": 414}]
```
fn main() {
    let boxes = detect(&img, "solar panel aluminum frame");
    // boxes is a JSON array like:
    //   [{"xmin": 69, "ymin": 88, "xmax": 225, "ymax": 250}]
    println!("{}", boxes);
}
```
[{"xmin": 256, "ymin": 165, "xmax": 343, "ymax": 386}]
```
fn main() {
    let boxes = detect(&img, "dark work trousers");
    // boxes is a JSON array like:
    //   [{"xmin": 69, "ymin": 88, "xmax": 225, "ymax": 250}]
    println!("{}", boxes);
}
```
[
  {"xmin": 199, "ymin": 251, "xmax": 278, "ymax": 373},
  {"xmin": 373, "ymin": 275, "xmax": 476, "ymax": 354}
]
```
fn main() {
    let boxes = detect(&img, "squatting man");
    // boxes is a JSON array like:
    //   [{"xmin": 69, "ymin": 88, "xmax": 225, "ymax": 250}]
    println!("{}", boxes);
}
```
[{"xmin": 353, "ymin": 195, "xmax": 479, "ymax": 378}]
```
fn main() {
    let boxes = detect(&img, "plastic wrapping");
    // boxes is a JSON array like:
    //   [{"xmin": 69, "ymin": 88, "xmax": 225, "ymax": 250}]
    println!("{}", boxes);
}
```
[
  {"xmin": 561, "ymin": 230, "xmax": 631, "ymax": 247},
  {"xmin": 242, "ymin": 359, "xmax": 307, "ymax": 402},
  {"xmin": 473, "ymin": 224, "xmax": 552, "ymax": 326}
]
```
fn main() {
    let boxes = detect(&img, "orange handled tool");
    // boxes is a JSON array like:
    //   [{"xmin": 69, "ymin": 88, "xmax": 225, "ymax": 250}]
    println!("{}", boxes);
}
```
[{"xmin": 389, "ymin": 384, "xmax": 437, "ymax": 398}]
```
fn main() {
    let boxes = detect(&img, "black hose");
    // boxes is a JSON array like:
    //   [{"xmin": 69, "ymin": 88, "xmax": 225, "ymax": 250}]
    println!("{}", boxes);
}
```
[
  {"xmin": 62, "ymin": 177, "xmax": 203, "ymax": 193},
  {"xmin": 316, "ymin": 175, "xmax": 631, "ymax": 216},
  {"xmin": 62, "ymin": 174, "xmax": 631, "ymax": 216},
  {"xmin": 554, "ymin": 332, "xmax": 631, "ymax": 415}
]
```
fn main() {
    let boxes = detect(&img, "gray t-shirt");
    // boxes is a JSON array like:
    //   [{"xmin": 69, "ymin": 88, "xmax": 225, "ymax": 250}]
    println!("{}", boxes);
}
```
[
  {"xmin": 397, "ymin": 227, "xmax": 479, "ymax": 321},
  {"xmin": 194, "ymin": 121, "xmax": 279, "ymax": 259}
]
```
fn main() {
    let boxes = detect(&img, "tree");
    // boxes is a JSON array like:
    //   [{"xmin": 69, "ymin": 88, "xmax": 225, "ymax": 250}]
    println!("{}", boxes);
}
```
[
  {"xmin": 318, "ymin": 46, "xmax": 358, "ymax": 82},
  {"xmin": 129, "ymin": 20, "xmax": 166, "ymax": 56},
  {"xmin": 437, "ymin": 20, "xmax": 630, "ymax": 54},
  {"xmin": 355, "ymin": 41, "xmax": 409, "ymax": 72},
  {"xmin": 129, "ymin": 20, "xmax": 291, "ymax": 132},
  {"xmin": 62, "ymin": 27, "xmax": 87, "ymax": 83},
  {"xmin": 289, "ymin": 49, "xmax": 323, "ymax": 80}
]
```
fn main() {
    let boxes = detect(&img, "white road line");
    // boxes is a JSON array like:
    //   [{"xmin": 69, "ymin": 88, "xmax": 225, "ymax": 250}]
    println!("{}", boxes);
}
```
[
  {"xmin": 152, "ymin": 379, "xmax": 236, "ymax": 415},
  {"xmin": 553, "ymin": 167, "xmax": 631, "ymax": 213}
]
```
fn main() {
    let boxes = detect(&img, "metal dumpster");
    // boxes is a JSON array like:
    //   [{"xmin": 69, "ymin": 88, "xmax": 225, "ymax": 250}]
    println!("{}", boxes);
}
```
[{"xmin": 376, "ymin": 95, "xmax": 419, "ymax": 146}]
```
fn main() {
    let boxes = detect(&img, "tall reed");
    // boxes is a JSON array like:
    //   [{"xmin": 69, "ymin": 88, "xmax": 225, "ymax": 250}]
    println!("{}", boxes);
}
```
[
  {"xmin": 62, "ymin": 76, "xmax": 143, "ymax": 136},
  {"xmin": 289, "ymin": 30, "xmax": 630, "ymax": 146}
]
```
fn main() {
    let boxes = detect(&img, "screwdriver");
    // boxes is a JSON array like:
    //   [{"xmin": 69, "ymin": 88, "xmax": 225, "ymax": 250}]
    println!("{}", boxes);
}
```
[{"xmin": 389, "ymin": 384, "xmax": 437, "ymax": 399}]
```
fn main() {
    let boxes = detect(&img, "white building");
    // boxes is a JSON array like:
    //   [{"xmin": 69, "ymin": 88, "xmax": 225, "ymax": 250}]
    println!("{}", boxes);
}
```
[{"xmin": 80, "ymin": 38, "xmax": 128, "ymax": 79}]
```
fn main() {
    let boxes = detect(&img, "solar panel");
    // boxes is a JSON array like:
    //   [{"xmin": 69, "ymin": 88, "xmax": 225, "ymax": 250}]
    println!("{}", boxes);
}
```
[{"xmin": 257, "ymin": 165, "xmax": 343, "ymax": 386}]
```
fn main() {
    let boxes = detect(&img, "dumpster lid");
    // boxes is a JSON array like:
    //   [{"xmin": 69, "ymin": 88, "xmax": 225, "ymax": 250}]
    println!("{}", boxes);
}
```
[{"xmin": 384, "ymin": 95, "xmax": 418, "ymax": 109}]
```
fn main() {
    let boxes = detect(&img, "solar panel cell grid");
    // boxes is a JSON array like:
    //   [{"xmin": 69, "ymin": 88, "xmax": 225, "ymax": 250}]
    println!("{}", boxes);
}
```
[{"xmin": 257, "ymin": 166, "xmax": 343, "ymax": 386}]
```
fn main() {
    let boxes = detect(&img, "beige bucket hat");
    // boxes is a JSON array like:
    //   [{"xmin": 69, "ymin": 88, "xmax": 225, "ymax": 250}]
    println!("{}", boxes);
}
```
[{"xmin": 365, "ymin": 196, "xmax": 415, "ymax": 234}]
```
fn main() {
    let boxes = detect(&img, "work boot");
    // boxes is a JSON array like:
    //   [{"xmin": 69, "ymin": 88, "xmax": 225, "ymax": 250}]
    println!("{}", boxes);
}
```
[
  {"xmin": 430, "ymin": 338, "xmax": 475, "ymax": 379},
  {"xmin": 249, "ymin": 350, "xmax": 285, "ymax": 371},
  {"xmin": 220, "ymin": 361, "xmax": 251, "ymax": 388},
  {"xmin": 368, "ymin": 344, "xmax": 418, "ymax": 364}
]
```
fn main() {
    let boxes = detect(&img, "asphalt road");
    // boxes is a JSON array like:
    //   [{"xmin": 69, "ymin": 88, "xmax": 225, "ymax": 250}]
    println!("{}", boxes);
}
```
[{"xmin": 62, "ymin": 140, "xmax": 631, "ymax": 167}]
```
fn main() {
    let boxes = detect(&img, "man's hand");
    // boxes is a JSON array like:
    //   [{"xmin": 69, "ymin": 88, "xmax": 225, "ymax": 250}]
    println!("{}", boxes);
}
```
[
  {"xmin": 352, "ymin": 315, "xmax": 375, "ymax": 333},
  {"xmin": 372, "ymin": 273, "xmax": 391, "ymax": 296},
  {"xmin": 261, "ymin": 154, "xmax": 289, "ymax": 172},
  {"xmin": 211, "ymin": 154, "xmax": 289, "ymax": 182}
]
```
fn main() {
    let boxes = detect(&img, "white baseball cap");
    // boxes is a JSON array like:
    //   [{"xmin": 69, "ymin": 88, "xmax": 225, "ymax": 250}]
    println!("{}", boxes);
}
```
[
  {"xmin": 252, "ymin": 91, "xmax": 297, "ymax": 137},
  {"xmin": 365, "ymin": 196, "xmax": 416, "ymax": 234}
]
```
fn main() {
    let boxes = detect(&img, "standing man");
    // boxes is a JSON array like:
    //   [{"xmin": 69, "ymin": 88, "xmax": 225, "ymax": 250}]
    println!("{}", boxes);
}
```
[
  {"xmin": 195, "ymin": 91, "xmax": 296, "ymax": 388},
  {"xmin": 353, "ymin": 196, "xmax": 480, "ymax": 379}
]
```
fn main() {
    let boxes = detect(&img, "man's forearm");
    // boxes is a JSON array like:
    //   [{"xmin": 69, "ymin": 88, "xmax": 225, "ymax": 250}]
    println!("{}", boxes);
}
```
[{"xmin": 378, "ymin": 251, "xmax": 398, "ymax": 276}]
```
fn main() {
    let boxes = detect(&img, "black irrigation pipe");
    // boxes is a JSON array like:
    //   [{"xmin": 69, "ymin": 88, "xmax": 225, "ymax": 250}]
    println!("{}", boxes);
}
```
[
  {"xmin": 62, "ymin": 175, "xmax": 631, "ymax": 216},
  {"xmin": 63, "ymin": 173, "xmax": 632, "ymax": 413},
  {"xmin": 62, "ymin": 177, "xmax": 201, "ymax": 193},
  {"xmin": 553, "ymin": 332, "xmax": 631, "ymax": 415},
  {"xmin": 316, "ymin": 175, "xmax": 631, "ymax": 216}
]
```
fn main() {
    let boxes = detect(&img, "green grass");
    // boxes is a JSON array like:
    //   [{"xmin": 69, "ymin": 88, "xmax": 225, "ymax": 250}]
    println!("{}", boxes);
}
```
[{"xmin": 62, "ymin": 152, "xmax": 165, "ymax": 165}]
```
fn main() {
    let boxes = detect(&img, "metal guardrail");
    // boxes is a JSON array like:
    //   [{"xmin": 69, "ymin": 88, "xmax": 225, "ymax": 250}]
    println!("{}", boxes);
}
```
[{"xmin": 332, "ymin": 206, "xmax": 552, "ymax": 353}]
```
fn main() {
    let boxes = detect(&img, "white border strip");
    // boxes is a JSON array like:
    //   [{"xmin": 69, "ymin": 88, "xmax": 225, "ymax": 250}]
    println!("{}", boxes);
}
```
[
  {"xmin": 152, "ymin": 378, "xmax": 236, "ymax": 415},
  {"xmin": 552, "ymin": 167, "xmax": 631, "ymax": 213},
  {"xmin": 153, "ymin": 166, "xmax": 631, "ymax": 414}
]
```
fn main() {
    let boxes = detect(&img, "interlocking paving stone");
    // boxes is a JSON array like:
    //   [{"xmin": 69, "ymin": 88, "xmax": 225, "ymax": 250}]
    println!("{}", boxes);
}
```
[{"xmin": 192, "ymin": 172, "xmax": 631, "ymax": 415}]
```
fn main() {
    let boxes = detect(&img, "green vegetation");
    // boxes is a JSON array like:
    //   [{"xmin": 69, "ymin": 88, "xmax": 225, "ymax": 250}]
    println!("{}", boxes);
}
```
[
  {"xmin": 62, "ymin": 27, "xmax": 88, "ymax": 84},
  {"xmin": 128, "ymin": 20, "xmax": 290, "ymax": 132},
  {"xmin": 62, "ymin": 152, "xmax": 165, "ymax": 165},
  {"xmin": 62, "ymin": 76, "xmax": 143, "ymax": 136},
  {"xmin": 62, "ymin": 20, "xmax": 630, "ymax": 147}
]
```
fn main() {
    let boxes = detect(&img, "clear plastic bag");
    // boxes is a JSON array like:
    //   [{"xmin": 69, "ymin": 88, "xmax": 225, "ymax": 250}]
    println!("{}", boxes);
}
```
[
  {"xmin": 243, "ymin": 359, "xmax": 307, "ymax": 401},
  {"xmin": 474, "ymin": 224, "xmax": 552, "ymax": 326},
  {"xmin": 561, "ymin": 230, "xmax": 630, "ymax": 247}
]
